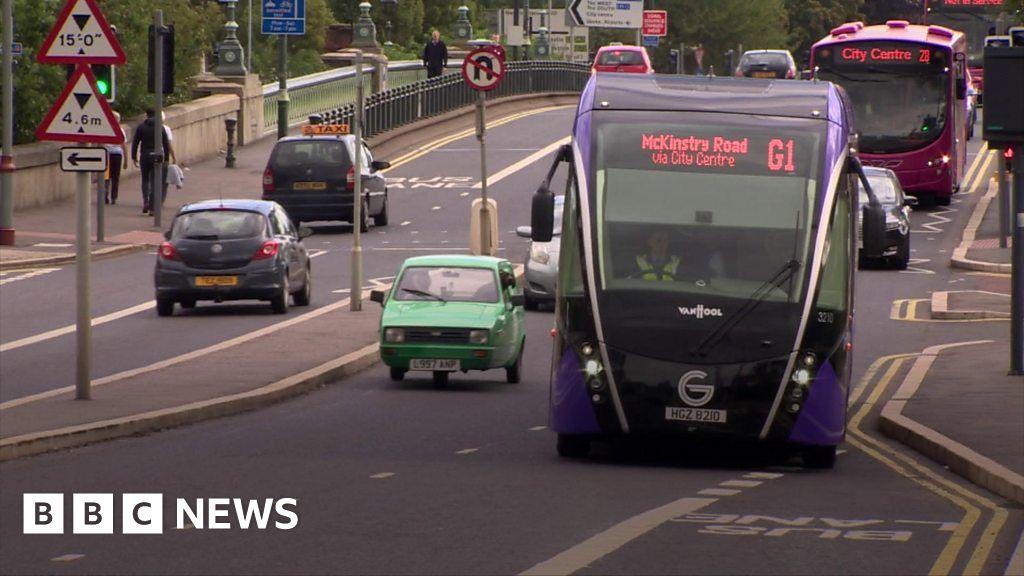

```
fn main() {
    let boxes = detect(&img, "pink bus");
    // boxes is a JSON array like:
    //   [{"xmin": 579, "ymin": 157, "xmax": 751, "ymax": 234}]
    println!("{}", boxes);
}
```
[{"xmin": 811, "ymin": 20, "xmax": 970, "ymax": 206}]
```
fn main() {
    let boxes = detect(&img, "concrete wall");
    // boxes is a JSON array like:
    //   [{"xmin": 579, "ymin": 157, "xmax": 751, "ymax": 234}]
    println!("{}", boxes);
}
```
[{"xmin": 10, "ymin": 93, "xmax": 240, "ymax": 212}]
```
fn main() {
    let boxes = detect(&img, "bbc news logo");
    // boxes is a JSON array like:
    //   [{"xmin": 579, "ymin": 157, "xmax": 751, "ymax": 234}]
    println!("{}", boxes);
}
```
[{"xmin": 23, "ymin": 494, "xmax": 298, "ymax": 534}]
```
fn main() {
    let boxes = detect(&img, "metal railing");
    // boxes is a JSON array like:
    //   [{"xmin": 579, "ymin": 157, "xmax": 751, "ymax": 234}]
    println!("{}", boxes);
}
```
[{"xmin": 262, "ymin": 60, "xmax": 589, "ymax": 137}]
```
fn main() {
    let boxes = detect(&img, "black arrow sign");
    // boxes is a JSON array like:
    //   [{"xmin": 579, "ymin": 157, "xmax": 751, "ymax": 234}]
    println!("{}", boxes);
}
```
[
  {"xmin": 67, "ymin": 152, "xmax": 103, "ymax": 166},
  {"xmin": 569, "ymin": 0, "xmax": 585, "ymax": 26}
]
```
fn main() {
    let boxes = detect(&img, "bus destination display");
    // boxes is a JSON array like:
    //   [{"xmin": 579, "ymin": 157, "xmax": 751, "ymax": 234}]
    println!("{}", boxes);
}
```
[
  {"xmin": 638, "ymin": 132, "xmax": 807, "ymax": 175},
  {"xmin": 817, "ymin": 42, "xmax": 947, "ymax": 69}
]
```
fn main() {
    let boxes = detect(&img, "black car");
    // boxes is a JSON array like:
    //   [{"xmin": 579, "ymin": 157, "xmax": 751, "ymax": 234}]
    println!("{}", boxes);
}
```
[
  {"xmin": 859, "ymin": 167, "xmax": 916, "ymax": 269},
  {"xmin": 155, "ymin": 199, "xmax": 312, "ymax": 316},
  {"xmin": 735, "ymin": 49, "xmax": 797, "ymax": 79},
  {"xmin": 262, "ymin": 132, "xmax": 390, "ymax": 231}
]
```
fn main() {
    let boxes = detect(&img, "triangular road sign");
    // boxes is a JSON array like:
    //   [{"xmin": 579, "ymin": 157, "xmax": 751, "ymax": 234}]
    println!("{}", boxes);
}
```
[
  {"xmin": 37, "ymin": 0, "xmax": 125, "ymax": 64},
  {"xmin": 36, "ymin": 65, "xmax": 123, "ymax": 144}
]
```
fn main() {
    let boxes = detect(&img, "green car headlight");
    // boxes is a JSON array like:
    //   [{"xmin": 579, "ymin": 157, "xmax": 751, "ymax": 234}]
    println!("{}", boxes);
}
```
[
  {"xmin": 384, "ymin": 328, "xmax": 405, "ymax": 343},
  {"xmin": 469, "ymin": 329, "xmax": 489, "ymax": 344}
]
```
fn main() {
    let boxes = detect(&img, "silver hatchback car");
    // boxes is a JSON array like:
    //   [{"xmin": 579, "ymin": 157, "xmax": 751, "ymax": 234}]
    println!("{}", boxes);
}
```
[{"xmin": 516, "ymin": 195, "xmax": 563, "ymax": 310}]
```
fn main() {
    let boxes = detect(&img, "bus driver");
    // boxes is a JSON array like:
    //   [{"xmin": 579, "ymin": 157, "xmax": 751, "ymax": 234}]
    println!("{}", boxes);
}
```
[{"xmin": 629, "ymin": 228, "xmax": 681, "ymax": 281}]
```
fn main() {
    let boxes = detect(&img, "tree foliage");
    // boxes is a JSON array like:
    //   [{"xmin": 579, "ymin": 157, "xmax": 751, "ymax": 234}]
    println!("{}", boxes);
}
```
[{"xmin": 784, "ymin": 0, "xmax": 863, "ymax": 66}]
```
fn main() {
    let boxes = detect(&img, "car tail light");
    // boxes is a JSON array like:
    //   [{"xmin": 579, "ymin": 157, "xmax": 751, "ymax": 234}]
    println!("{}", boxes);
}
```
[
  {"xmin": 346, "ymin": 167, "xmax": 355, "ymax": 191},
  {"xmin": 262, "ymin": 168, "xmax": 273, "ymax": 194},
  {"xmin": 786, "ymin": 69, "xmax": 795, "ymax": 79},
  {"xmin": 159, "ymin": 242, "xmax": 180, "ymax": 261},
  {"xmin": 253, "ymin": 240, "xmax": 281, "ymax": 260}
]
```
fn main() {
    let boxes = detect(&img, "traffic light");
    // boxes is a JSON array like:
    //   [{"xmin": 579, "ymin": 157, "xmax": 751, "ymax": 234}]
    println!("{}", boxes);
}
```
[
  {"xmin": 148, "ymin": 24, "xmax": 175, "ymax": 95},
  {"xmin": 92, "ymin": 64, "xmax": 115, "ymax": 102},
  {"xmin": 64, "ymin": 64, "xmax": 115, "ymax": 102}
]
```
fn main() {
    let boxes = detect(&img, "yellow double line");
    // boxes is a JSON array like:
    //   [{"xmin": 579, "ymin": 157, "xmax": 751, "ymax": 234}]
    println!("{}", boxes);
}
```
[
  {"xmin": 388, "ymin": 105, "xmax": 572, "ymax": 170},
  {"xmin": 848, "ymin": 354, "xmax": 1009, "ymax": 575}
]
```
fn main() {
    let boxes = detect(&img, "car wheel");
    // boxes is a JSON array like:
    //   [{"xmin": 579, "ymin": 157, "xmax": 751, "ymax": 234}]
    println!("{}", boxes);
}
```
[
  {"xmin": 524, "ymin": 294, "xmax": 539, "ymax": 311},
  {"xmin": 292, "ymin": 266, "xmax": 312, "ymax": 306},
  {"xmin": 557, "ymin": 434, "xmax": 590, "ymax": 458},
  {"xmin": 432, "ymin": 370, "xmax": 449, "ymax": 389},
  {"xmin": 390, "ymin": 367, "xmax": 406, "ymax": 381},
  {"xmin": 506, "ymin": 341, "xmax": 524, "ymax": 383},
  {"xmin": 156, "ymin": 298, "xmax": 174, "ymax": 317},
  {"xmin": 359, "ymin": 197, "xmax": 370, "ymax": 233},
  {"xmin": 802, "ymin": 445, "xmax": 837, "ymax": 469},
  {"xmin": 271, "ymin": 273, "xmax": 289, "ymax": 314},
  {"xmin": 935, "ymin": 195, "xmax": 951, "ymax": 207},
  {"xmin": 180, "ymin": 299, "xmax": 196, "ymax": 309},
  {"xmin": 373, "ymin": 191, "xmax": 389, "ymax": 226}
]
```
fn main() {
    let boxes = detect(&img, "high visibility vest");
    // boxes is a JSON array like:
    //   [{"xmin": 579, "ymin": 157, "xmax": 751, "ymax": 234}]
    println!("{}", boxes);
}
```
[{"xmin": 636, "ymin": 255, "xmax": 679, "ymax": 281}]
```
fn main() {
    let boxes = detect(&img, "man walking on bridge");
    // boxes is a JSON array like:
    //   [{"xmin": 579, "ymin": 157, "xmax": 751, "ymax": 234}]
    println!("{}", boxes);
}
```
[{"xmin": 423, "ymin": 30, "xmax": 448, "ymax": 78}]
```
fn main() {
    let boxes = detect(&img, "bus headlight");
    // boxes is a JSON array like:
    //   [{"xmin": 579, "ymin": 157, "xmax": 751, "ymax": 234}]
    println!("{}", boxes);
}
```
[
  {"xmin": 581, "ymin": 343, "xmax": 595, "ymax": 357},
  {"xmin": 792, "ymin": 368, "xmax": 812, "ymax": 386},
  {"xmin": 384, "ymin": 328, "xmax": 405, "ymax": 343},
  {"xmin": 584, "ymin": 359, "xmax": 603, "ymax": 377},
  {"xmin": 469, "ymin": 330, "xmax": 489, "ymax": 344},
  {"xmin": 801, "ymin": 352, "xmax": 817, "ymax": 368}
]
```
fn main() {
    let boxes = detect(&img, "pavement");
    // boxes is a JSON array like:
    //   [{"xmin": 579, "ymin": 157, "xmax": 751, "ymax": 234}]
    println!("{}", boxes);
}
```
[{"xmin": 1, "ymin": 100, "xmax": 1022, "ymax": 509}]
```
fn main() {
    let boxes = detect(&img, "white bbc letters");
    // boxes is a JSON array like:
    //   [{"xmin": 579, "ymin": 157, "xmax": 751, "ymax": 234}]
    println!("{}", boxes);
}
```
[
  {"xmin": 122, "ymin": 494, "xmax": 164, "ymax": 534},
  {"xmin": 73, "ymin": 493, "xmax": 114, "ymax": 534},
  {"xmin": 23, "ymin": 494, "xmax": 64, "ymax": 534}
]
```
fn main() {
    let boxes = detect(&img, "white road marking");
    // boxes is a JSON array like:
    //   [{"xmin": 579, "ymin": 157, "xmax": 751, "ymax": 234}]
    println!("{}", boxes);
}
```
[
  {"xmin": 33, "ymin": 243, "xmax": 72, "ymax": 248},
  {"xmin": 528, "ymin": 426, "xmax": 546, "ymax": 431},
  {"xmin": 719, "ymin": 480, "xmax": 762, "ymax": 488},
  {"xmin": 0, "ymin": 301, "xmax": 154, "ymax": 353},
  {"xmin": 1, "ymin": 295, "xmax": 364, "ymax": 410},
  {"xmin": 0, "ymin": 267, "xmax": 59, "ymax": 285},
  {"xmin": 307, "ymin": 249, "xmax": 328, "ymax": 259},
  {"xmin": 370, "ymin": 472, "xmax": 395, "ymax": 479},
  {"xmin": 400, "ymin": 221, "xmax": 411, "ymax": 226},
  {"xmin": 473, "ymin": 137, "xmax": 571, "ymax": 190},
  {"xmin": 50, "ymin": 554, "xmax": 85, "ymax": 562},
  {"xmin": 743, "ymin": 472, "xmax": 784, "ymax": 480},
  {"xmin": 698, "ymin": 488, "xmax": 741, "ymax": 496},
  {"xmin": 432, "ymin": 206, "xmax": 441, "ymax": 211},
  {"xmin": 456, "ymin": 448, "xmax": 479, "ymax": 455},
  {"xmin": 460, "ymin": 192, "xmax": 470, "ymax": 197},
  {"xmin": 519, "ymin": 498, "xmax": 717, "ymax": 576}
]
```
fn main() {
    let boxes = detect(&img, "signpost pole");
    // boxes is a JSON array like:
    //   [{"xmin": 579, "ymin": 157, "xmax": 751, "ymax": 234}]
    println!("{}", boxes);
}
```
[
  {"xmin": 0, "ymin": 0, "xmax": 15, "ymax": 246},
  {"xmin": 477, "ymin": 90, "xmax": 491, "ymax": 256},
  {"xmin": 999, "ymin": 154, "xmax": 1010, "ymax": 248},
  {"xmin": 75, "ymin": 168, "xmax": 91, "ymax": 399},
  {"xmin": 278, "ymin": 35, "xmax": 289, "ymax": 139},
  {"xmin": 96, "ymin": 148, "xmax": 104, "ymax": 242},
  {"xmin": 153, "ymin": 10, "xmax": 165, "ymax": 229},
  {"xmin": 1012, "ymin": 144, "xmax": 1024, "ymax": 375},
  {"xmin": 350, "ymin": 50, "xmax": 364, "ymax": 312}
]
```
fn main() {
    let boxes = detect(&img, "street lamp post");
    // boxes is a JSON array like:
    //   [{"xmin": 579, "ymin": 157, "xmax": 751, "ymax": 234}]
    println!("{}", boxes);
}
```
[{"xmin": 350, "ymin": 50, "xmax": 365, "ymax": 311}]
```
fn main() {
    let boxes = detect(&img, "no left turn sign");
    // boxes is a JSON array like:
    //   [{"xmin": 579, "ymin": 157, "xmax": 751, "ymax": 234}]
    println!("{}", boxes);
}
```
[{"xmin": 462, "ymin": 47, "xmax": 505, "ymax": 92}]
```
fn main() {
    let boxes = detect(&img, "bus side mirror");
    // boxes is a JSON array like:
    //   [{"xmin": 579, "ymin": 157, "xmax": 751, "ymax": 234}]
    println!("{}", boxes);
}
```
[
  {"xmin": 370, "ymin": 290, "xmax": 386, "ymax": 305},
  {"xmin": 861, "ymin": 205, "xmax": 887, "ymax": 257},
  {"xmin": 531, "ymin": 186, "xmax": 555, "ymax": 242}
]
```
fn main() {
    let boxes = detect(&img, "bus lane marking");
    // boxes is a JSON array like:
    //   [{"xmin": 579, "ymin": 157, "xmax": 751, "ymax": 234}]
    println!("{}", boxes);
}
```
[
  {"xmin": 0, "ymin": 301, "xmax": 154, "ymax": 354},
  {"xmin": 848, "ymin": 347, "xmax": 1010, "ymax": 575},
  {"xmin": 0, "ymin": 267, "xmax": 59, "ymax": 285},
  {"xmin": 471, "ymin": 137, "xmax": 571, "ymax": 190},
  {"xmin": 518, "ymin": 497, "xmax": 717, "ymax": 576},
  {"xmin": 697, "ymin": 488, "xmax": 740, "ymax": 496}
]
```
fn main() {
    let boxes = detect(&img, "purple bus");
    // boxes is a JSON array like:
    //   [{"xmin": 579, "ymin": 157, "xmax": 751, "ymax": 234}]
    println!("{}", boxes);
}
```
[{"xmin": 528, "ymin": 74, "xmax": 886, "ymax": 468}]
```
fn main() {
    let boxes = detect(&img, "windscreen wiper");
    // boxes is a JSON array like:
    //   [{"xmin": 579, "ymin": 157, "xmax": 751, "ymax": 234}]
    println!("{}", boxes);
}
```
[
  {"xmin": 692, "ymin": 259, "xmax": 802, "ymax": 358},
  {"xmin": 401, "ymin": 288, "xmax": 446, "ymax": 302}
]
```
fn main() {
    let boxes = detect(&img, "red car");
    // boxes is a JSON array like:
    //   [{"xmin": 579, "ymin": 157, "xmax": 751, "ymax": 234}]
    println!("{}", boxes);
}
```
[{"xmin": 591, "ymin": 45, "xmax": 654, "ymax": 74}]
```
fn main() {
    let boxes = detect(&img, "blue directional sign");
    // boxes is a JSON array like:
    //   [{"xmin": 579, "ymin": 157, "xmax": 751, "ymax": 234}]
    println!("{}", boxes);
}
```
[
  {"xmin": 262, "ymin": 0, "xmax": 306, "ymax": 35},
  {"xmin": 642, "ymin": 35, "xmax": 659, "ymax": 47}
]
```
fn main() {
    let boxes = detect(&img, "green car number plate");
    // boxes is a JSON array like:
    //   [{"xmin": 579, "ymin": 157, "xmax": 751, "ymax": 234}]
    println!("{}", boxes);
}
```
[{"xmin": 410, "ymin": 359, "xmax": 460, "ymax": 371}]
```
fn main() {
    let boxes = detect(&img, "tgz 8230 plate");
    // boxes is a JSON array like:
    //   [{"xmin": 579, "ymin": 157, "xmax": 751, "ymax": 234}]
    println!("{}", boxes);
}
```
[{"xmin": 665, "ymin": 407, "xmax": 727, "ymax": 423}]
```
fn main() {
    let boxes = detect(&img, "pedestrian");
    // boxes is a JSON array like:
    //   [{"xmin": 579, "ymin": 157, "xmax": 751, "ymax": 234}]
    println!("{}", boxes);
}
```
[
  {"xmin": 423, "ymin": 30, "xmax": 448, "ymax": 79},
  {"xmin": 130, "ymin": 108, "xmax": 171, "ymax": 215},
  {"xmin": 103, "ymin": 111, "xmax": 128, "ymax": 204}
]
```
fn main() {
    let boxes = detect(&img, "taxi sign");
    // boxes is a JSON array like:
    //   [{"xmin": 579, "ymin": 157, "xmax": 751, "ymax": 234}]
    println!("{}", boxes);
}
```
[
  {"xmin": 301, "ymin": 124, "xmax": 350, "ymax": 136},
  {"xmin": 37, "ymin": 0, "xmax": 126, "ymax": 64},
  {"xmin": 36, "ymin": 65, "xmax": 124, "ymax": 144}
]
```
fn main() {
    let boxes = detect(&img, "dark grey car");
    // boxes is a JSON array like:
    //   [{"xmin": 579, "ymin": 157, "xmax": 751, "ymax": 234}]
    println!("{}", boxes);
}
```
[
  {"xmin": 859, "ymin": 167, "xmax": 916, "ymax": 269},
  {"xmin": 154, "ymin": 199, "xmax": 312, "ymax": 316},
  {"xmin": 262, "ymin": 134, "xmax": 390, "ymax": 231}
]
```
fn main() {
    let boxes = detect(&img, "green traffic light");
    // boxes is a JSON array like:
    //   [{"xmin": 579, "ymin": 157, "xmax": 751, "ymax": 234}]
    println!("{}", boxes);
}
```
[{"xmin": 96, "ymin": 79, "xmax": 110, "ymax": 95}]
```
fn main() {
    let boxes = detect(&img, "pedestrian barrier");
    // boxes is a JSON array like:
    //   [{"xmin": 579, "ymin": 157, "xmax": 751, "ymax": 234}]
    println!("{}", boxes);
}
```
[{"xmin": 262, "ymin": 60, "xmax": 590, "ymax": 137}]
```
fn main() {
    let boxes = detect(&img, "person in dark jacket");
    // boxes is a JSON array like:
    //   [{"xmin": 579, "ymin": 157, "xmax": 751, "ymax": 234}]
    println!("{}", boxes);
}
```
[
  {"xmin": 423, "ymin": 30, "xmax": 448, "ymax": 78},
  {"xmin": 131, "ymin": 108, "xmax": 171, "ymax": 214}
]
